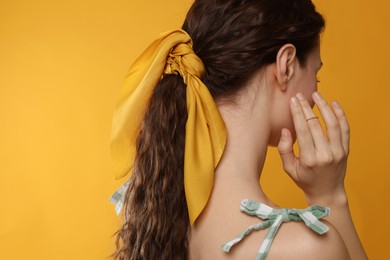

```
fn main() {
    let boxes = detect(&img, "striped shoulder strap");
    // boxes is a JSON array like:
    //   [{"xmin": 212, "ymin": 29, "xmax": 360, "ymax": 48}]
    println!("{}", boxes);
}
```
[
  {"xmin": 221, "ymin": 199, "xmax": 330, "ymax": 260},
  {"xmin": 108, "ymin": 179, "xmax": 131, "ymax": 215}
]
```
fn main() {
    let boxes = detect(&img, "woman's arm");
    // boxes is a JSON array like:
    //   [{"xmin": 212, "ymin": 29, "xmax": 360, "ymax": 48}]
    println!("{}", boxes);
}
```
[{"xmin": 277, "ymin": 91, "xmax": 368, "ymax": 259}]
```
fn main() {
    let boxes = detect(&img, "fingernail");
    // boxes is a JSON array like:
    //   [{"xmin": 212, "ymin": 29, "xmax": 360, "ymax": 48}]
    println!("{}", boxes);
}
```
[
  {"xmin": 296, "ymin": 93, "xmax": 305, "ymax": 101},
  {"xmin": 291, "ymin": 97, "xmax": 298, "ymax": 106},
  {"xmin": 332, "ymin": 101, "xmax": 340, "ymax": 109},
  {"xmin": 313, "ymin": 91, "xmax": 321, "ymax": 100},
  {"xmin": 281, "ymin": 128, "xmax": 289, "ymax": 138}
]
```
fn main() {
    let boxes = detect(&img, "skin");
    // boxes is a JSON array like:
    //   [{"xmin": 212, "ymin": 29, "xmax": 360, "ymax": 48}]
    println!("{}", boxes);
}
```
[{"xmin": 188, "ymin": 44, "xmax": 368, "ymax": 259}]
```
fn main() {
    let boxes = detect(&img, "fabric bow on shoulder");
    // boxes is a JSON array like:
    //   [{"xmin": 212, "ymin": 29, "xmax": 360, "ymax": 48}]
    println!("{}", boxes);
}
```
[{"xmin": 222, "ymin": 199, "xmax": 330, "ymax": 260}]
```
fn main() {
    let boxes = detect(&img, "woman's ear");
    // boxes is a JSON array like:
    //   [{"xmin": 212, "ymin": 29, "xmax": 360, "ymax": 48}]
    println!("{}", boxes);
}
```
[{"xmin": 275, "ymin": 44, "xmax": 297, "ymax": 92}]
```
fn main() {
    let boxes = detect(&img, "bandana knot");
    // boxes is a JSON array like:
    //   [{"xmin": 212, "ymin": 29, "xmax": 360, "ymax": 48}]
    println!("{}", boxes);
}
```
[{"xmin": 164, "ymin": 43, "xmax": 205, "ymax": 84}]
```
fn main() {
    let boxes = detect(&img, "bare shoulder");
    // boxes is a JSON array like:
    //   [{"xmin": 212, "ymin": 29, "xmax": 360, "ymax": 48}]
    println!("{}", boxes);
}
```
[{"xmin": 266, "ymin": 220, "xmax": 351, "ymax": 260}]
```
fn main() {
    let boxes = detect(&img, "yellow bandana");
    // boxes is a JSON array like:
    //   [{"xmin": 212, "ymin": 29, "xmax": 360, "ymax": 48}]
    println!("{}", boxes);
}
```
[{"xmin": 110, "ymin": 29, "xmax": 227, "ymax": 224}]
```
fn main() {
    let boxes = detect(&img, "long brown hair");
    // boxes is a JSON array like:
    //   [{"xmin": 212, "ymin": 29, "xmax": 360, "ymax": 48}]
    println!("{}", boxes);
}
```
[{"xmin": 112, "ymin": 0, "xmax": 324, "ymax": 259}]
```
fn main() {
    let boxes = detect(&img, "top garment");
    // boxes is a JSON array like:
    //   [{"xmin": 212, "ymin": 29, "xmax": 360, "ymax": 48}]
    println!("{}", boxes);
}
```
[{"xmin": 109, "ymin": 181, "xmax": 330, "ymax": 260}]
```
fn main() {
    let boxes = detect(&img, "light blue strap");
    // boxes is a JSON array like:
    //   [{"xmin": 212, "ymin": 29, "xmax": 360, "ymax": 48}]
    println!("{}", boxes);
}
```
[
  {"xmin": 222, "ymin": 199, "xmax": 330, "ymax": 260},
  {"xmin": 108, "ymin": 179, "xmax": 131, "ymax": 215},
  {"xmin": 222, "ymin": 220, "xmax": 272, "ymax": 252},
  {"xmin": 255, "ymin": 214, "xmax": 283, "ymax": 260},
  {"xmin": 296, "ymin": 206, "xmax": 330, "ymax": 235}
]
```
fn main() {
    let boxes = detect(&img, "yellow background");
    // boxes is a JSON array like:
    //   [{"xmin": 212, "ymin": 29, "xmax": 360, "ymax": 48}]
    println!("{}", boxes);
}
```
[{"xmin": 0, "ymin": 0, "xmax": 388, "ymax": 259}]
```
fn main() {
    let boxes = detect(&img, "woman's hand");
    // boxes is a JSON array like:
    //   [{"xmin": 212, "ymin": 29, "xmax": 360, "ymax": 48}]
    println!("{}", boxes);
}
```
[{"xmin": 277, "ymin": 91, "xmax": 350, "ymax": 206}]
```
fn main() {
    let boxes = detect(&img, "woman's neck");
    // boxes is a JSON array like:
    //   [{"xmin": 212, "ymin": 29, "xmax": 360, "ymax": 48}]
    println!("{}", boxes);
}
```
[
  {"xmin": 212, "ymin": 95, "xmax": 274, "ymax": 206},
  {"xmin": 189, "ymin": 92, "xmax": 276, "ymax": 250}
]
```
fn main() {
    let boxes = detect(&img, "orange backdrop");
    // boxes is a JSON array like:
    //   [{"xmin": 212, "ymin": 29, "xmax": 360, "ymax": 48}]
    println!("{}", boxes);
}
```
[{"xmin": 0, "ymin": 0, "xmax": 388, "ymax": 259}]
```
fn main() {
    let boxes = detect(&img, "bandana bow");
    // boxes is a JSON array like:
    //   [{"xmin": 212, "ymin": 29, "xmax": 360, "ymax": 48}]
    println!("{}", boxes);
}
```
[{"xmin": 110, "ymin": 29, "xmax": 227, "ymax": 224}]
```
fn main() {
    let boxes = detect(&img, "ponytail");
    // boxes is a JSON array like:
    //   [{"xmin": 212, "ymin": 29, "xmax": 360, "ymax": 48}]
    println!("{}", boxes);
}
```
[
  {"xmin": 110, "ymin": 29, "xmax": 226, "ymax": 259},
  {"xmin": 113, "ymin": 75, "xmax": 189, "ymax": 259}
]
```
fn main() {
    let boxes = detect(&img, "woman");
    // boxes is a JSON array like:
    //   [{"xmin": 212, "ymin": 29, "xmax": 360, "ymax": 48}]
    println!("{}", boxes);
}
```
[{"xmin": 109, "ymin": 0, "xmax": 368, "ymax": 259}]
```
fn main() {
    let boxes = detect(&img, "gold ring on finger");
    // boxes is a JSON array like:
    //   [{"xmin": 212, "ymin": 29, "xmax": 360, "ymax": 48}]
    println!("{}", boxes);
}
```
[{"xmin": 306, "ymin": 116, "xmax": 319, "ymax": 122}]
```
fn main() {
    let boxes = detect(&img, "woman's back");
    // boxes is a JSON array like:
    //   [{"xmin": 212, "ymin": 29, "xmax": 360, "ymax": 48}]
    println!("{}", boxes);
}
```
[{"xmin": 188, "ymin": 173, "xmax": 350, "ymax": 259}]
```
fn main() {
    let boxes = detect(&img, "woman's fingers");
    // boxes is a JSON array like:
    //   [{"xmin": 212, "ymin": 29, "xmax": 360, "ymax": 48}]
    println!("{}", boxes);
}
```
[
  {"xmin": 281, "ymin": 92, "xmax": 350, "ymax": 203},
  {"xmin": 289, "ymin": 92, "xmax": 349, "ymax": 169},
  {"xmin": 312, "ymin": 92, "xmax": 344, "ymax": 154},
  {"xmin": 296, "ymin": 93, "xmax": 329, "ymax": 152},
  {"xmin": 331, "ymin": 101, "xmax": 350, "ymax": 155},
  {"xmin": 290, "ymin": 96, "xmax": 316, "ymax": 156},
  {"xmin": 277, "ymin": 128, "xmax": 297, "ymax": 178}
]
